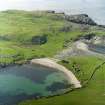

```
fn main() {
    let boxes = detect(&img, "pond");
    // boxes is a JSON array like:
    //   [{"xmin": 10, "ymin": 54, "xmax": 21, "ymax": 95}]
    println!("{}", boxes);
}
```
[
  {"xmin": 0, "ymin": 64, "xmax": 71, "ymax": 105},
  {"xmin": 88, "ymin": 44, "xmax": 105, "ymax": 54}
]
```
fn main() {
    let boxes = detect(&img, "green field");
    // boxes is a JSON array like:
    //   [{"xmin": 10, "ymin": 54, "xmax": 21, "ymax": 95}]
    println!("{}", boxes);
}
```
[
  {"xmin": 0, "ymin": 10, "xmax": 105, "ymax": 105},
  {"xmin": 0, "ymin": 10, "xmax": 105, "ymax": 64}
]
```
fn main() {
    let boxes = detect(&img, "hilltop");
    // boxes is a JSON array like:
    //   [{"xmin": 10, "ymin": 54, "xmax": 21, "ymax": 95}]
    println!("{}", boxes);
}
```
[{"xmin": 0, "ymin": 10, "xmax": 105, "ymax": 66}]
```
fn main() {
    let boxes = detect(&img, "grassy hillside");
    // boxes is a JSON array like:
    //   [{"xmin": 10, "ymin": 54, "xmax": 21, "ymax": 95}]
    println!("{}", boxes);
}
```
[
  {"xmin": 0, "ymin": 10, "xmax": 105, "ymax": 65},
  {"xmin": 0, "ymin": 10, "xmax": 105, "ymax": 105}
]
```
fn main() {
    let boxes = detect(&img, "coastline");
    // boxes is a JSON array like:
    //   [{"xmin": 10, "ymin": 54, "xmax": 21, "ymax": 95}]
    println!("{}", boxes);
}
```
[
  {"xmin": 55, "ymin": 40, "xmax": 105, "ymax": 60},
  {"xmin": 75, "ymin": 41, "xmax": 105, "ymax": 56},
  {"xmin": 31, "ymin": 58, "xmax": 82, "ymax": 89}
]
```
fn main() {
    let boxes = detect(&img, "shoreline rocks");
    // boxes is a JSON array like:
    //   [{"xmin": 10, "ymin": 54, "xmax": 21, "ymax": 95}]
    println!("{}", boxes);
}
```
[
  {"xmin": 42, "ymin": 10, "xmax": 97, "ymax": 25},
  {"xmin": 64, "ymin": 14, "xmax": 97, "ymax": 25}
]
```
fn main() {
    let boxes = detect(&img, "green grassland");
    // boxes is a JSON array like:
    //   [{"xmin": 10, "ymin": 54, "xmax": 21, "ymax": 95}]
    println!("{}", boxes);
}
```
[
  {"xmin": 0, "ymin": 10, "xmax": 105, "ymax": 64},
  {"xmin": 1, "ymin": 10, "xmax": 105, "ymax": 105}
]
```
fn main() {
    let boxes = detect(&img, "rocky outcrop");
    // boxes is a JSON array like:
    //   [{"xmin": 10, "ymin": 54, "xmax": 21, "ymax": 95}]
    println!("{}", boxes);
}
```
[
  {"xmin": 75, "ymin": 33, "xmax": 105, "ymax": 45},
  {"xmin": 65, "ymin": 14, "xmax": 97, "ymax": 25},
  {"xmin": 81, "ymin": 33, "xmax": 96, "ymax": 40},
  {"xmin": 92, "ymin": 36, "xmax": 105, "ymax": 44},
  {"xmin": 45, "ymin": 11, "xmax": 96, "ymax": 25}
]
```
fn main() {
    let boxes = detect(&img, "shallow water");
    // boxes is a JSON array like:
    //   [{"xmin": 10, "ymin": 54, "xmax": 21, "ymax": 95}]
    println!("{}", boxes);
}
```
[
  {"xmin": 89, "ymin": 44, "xmax": 105, "ymax": 54},
  {"xmin": 0, "ymin": 64, "xmax": 70, "ymax": 105}
]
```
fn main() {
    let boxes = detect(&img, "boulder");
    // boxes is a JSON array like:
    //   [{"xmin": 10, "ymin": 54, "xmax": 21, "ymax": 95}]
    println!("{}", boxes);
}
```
[
  {"xmin": 82, "ymin": 33, "xmax": 96, "ymax": 40},
  {"xmin": 65, "ymin": 14, "xmax": 97, "ymax": 25}
]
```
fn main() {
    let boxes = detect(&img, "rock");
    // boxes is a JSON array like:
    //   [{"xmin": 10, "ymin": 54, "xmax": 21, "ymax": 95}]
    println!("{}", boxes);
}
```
[
  {"xmin": 31, "ymin": 35, "xmax": 47, "ymax": 45},
  {"xmin": 0, "ymin": 63, "xmax": 6, "ymax": 68},
  {"xmin": 75, "ymin": 33, "xmax": 96, "ymax": 41},
  {"xmin": 77, "ymin": 33, "xmax": 105, "ymax": 45},
  {"xmin": 98, "ymin": 25, "xmax": 105, "ymax": 28},
  {"xmin": 61, "ymin": 60, "xmax": 69, "ymax": 64},
  {"xmin": 92, "ymin": 36, "xmax": 105, "ymax": 44},
  {"xmin": 82, "ymin": 33, "xmax": 96, "ymax": 40},
  {"xmin": 65, "ymin": 14, "xmax": 97, "ymax": 25}
]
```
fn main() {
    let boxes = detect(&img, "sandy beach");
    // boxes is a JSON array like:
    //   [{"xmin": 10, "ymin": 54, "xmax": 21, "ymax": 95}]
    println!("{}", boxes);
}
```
[{"xmin": 31, "ymin": 58, "xmax": 82, "ymax": 89}]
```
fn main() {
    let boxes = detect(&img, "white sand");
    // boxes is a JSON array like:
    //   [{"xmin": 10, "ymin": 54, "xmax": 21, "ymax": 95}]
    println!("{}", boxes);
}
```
[{"xmin": 31, "ymin": 58, "xmax": 82, "ymax": 88}]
